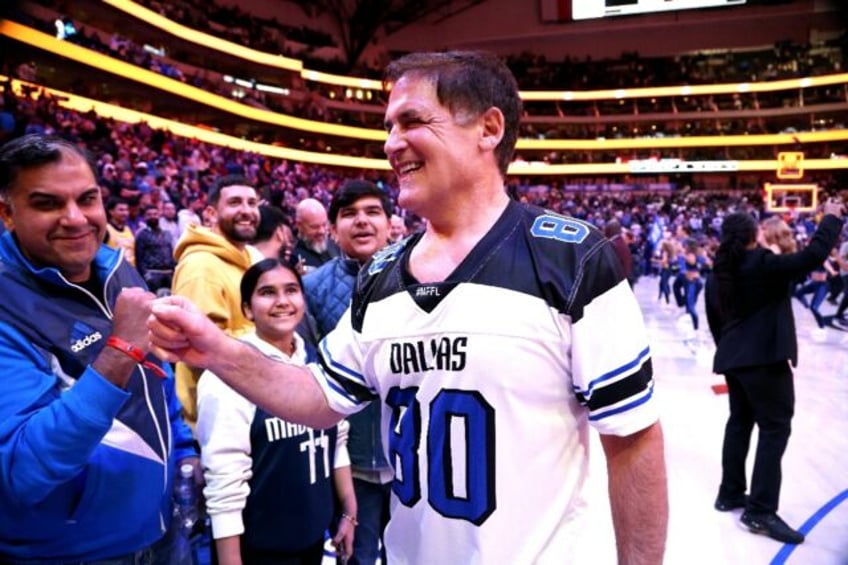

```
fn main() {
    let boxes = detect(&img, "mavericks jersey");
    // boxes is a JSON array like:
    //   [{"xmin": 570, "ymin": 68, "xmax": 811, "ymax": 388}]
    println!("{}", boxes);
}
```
[{"xmin": 310, "ymin": 200, "xmax": 657, "ymax": 563}]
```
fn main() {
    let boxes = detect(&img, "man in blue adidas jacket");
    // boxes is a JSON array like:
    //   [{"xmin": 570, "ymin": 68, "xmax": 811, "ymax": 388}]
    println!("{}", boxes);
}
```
[{"xmin": 0, "ymin": 134, "xmax": 197, "ymax": 562}]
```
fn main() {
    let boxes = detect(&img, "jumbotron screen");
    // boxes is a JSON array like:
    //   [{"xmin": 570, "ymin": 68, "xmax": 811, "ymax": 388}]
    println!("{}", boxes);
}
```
[{"xmin": 572, "ymin": 0, "xmax": 746, "ymax": 20}]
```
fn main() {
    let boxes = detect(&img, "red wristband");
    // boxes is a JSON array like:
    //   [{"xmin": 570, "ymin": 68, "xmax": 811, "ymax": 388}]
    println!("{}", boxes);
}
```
[{"xmin": 105, "ymin": 336, "xmax": 167, "ymax": 378}]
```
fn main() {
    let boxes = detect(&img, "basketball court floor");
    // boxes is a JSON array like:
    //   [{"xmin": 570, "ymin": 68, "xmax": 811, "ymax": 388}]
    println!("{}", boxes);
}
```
[
  {"xmin": 581, "ymin": 275, "xmax": 848, "ymax": 565},
  {"xmin": 314, "ymin": 275, "xmax": 848, "ymax": 564}
]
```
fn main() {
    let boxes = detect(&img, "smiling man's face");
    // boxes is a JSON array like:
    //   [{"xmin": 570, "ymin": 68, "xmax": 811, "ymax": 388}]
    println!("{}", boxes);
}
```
[{"xmin": 0, "ymin": 150, "xmax": 106, "ymax": 282}]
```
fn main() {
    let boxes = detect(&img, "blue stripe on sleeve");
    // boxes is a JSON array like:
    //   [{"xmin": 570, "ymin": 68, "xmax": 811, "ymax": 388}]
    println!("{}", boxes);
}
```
[
  {"xmin": 588, "ymin": 382, "xmax": 654, "ymax": 421},
  {"xmin": 319, "ymin": 338, "xmax": 367, "ymax": 385},
  {"xmin": 574, "ymin": 345, "xmax": 651, "ymax": 400}
]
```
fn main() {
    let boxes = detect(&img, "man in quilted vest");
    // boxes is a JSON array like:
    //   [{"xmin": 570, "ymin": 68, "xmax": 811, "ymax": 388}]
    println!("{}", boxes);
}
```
[{"xmin": 302, "ymin": 179, "xmax": 392, "ymax": 565}]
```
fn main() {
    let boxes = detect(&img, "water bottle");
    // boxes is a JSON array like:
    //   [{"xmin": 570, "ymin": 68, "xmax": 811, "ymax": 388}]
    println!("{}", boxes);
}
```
[{"xmin": 173, "ymin": 463, "xmax": 199, "ymax": 536}]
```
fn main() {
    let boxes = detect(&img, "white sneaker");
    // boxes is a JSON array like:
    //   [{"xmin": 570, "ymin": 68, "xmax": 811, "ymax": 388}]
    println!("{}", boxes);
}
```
[
  {"xmin": 676, "ymin": 314, "xmax": 693, "ymax": 333},
  {"xmin": 810, "ymin": 328, "xmax": 828, "ymax": 343},
  {"xmin": 695, "ymin": 344, "xmax": 713, "ymax": 367}
]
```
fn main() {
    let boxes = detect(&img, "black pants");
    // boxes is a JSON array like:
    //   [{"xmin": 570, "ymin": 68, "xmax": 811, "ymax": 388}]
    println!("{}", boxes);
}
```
[
  {"xmin": 238, "ymin": 537, "xmax": 326, "ymax": 565},
  {"xmin": 719, "ymin": 361, "xmax": 794, "ymax": 514},
  {"xmin": 836, "ymin": 274, "xmax": 848, "ymax": 317}
]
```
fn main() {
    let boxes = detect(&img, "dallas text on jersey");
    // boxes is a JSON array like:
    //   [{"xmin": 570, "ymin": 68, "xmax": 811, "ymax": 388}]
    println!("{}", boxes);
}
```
[{"xmin": 389, "ymin": 337, "xmax": 468, "ymax": 374}]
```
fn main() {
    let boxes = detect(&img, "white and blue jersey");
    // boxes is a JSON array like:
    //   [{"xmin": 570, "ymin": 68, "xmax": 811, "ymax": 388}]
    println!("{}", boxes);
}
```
[{"xmin": 309, "ymin": 200, "xmax": 658, "ymax": 563}]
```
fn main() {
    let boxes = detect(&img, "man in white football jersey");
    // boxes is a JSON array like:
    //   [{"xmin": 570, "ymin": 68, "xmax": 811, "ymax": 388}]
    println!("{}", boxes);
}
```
[{"xmin": 150, "ymin": 50, "xmax": 668, "ymax": 564}]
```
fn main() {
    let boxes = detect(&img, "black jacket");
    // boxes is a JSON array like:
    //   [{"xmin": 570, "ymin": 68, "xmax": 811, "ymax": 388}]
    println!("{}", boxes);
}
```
[
  {"xmin": 706, "ymin": 214, "xmax": 843, "ymax": 373},
  {"xmin": 290, "ymin": 238, "xmax": 339, "ymax": 273}
]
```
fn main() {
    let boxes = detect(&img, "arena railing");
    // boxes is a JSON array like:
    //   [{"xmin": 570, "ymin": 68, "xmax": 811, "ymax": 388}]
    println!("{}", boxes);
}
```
[
  {"xmin": 101, "ymin": 0, "xmax": 847, "ymax": 103},
  {"xmin": 5, "ymin": 75, "xmax": 848, "ymax": 177},
  {"xmin": 101, "ymin": 0, "xmax": 383, "ymax": 91},
  {"xmin": 18, "ymin": 1, "xmax": 848, "ymax": 131},
  {"xmin": 5, "ymin": 19, "xmax": 848, "ymax": 151},
  {"xmin": 1, "ymin": 76, "xmax": 389, "ymax": 170}
]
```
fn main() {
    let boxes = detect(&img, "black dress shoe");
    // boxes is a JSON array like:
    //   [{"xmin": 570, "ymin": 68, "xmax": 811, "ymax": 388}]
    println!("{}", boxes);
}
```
[
  {"xmin": 740, "ymin": 511, "xmax": 805, "ymax": 544},
  {"xmin": 714, "ymin": 494, "xmax": 747, "ymax": 512}
]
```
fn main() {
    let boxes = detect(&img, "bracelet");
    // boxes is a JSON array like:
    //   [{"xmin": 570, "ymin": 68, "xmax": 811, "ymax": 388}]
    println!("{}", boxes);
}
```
[
  {"xmin": 105, "ymin": 336, "xmax": 167, "ymax": 378},
  {"xmin": 341, "ymin": 513, "xmax": 358, "ymax": 527}
]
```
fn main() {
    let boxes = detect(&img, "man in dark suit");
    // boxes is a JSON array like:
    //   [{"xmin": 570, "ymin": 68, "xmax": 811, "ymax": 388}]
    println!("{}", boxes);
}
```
[{"xmin": 705, "ymin": 199, "xmax": 844, "ymax": 545}]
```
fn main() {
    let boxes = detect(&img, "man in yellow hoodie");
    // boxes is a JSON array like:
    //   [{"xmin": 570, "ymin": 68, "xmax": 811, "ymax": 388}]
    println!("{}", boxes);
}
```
[{"xmin": 172, "ymin": 174, "xmax": 262, "ymax": 431}]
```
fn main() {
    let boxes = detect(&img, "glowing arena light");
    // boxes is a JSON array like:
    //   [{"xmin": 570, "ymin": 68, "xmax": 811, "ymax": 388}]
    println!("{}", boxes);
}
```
[
  {"xmin": 95, "ymin": 0, "xmax": 848, "ymax": 102},
  {"xmin": 7, "ymin": 72, "xmax": 848, "ymax": 176},
  {"xmin": 518, "ymin": 74, "xmax": 848, "ymax": 102},
  {"xmin": 514, "ymin": 129, "xmax": 848, "ymax": 150},
  {"xmin": 0, "ymin": 20, "xmax": 385, "ymax": 141},
  {"xmin": 2, "ymin": 76, "xmax": 390, "ymax": 170},
  {"xmin": 6, "ymin": 19, "xmax": 846, "ymax": 154},
  {"xmin": 102, "ymin": 0, "xmax": 302, "ymax": 72}
]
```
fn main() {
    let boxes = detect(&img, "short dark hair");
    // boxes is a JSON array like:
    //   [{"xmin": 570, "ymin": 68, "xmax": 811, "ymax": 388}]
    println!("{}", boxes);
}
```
[
  {"xmin": 240, "ymin": 258, "xmax": 303, "ymax": 314},
  {"xmin": 105, "ymin": 197, "xmax": 129, "ymax": 212},
  {"xmin": 255, "ymin": 205, "xmax": 289, "ymax": 243},
  {"xmin": 604, "ymin": 219, "xmax": 622, "ymax": 239},
  {"xmin": 0, "ymin": 134, "xmax": 96, "ymax": 195},
  {"xmin": 384, "ymin": 50, "xmax": 522, "ymax": 178},
  {"xmin": 328, "ymin": 179, "xmax": 392, "ymax": 224},
  {"xmin": 208, "ymin": 174, "xmax": 252, "ymax": 207}
]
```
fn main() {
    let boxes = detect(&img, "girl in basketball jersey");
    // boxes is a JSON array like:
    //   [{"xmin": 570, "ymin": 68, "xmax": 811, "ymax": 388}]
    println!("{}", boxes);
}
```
[{"xmin": 196, "ymin": 259, "xmax": 356, "ymax": 564}]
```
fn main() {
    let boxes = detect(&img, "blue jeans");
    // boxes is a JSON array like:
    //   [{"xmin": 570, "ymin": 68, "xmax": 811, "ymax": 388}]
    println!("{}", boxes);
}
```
[
  {"xmin": 658, "ymin": 268, "xmax": 672, "ymax": 303},
  {"xmin": 348, "ymin": 478, "xmax": 391, "ymax": 565},
  {"xmin": 795, "ymin": 279, "xmax": 828, "ymax": 328},
  {"xmin": 684, "ymin": 277, "xmax": 703, "ymax": 330},
  {"xmin": 672, "ymin": 273, "xmax": 687, "ymax": 307}
]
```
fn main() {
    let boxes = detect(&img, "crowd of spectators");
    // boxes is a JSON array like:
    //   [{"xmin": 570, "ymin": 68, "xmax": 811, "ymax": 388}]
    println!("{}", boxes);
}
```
[
  {"xmin": 20, "ymin": 0, "xmax": 848, "ymax": 101},
  {"xmin": 0, "ymin": 79, "xmax": 396, "ymax": 224},
  {"xmin": 3, "ymin": 76, "xmax": 847, "ymax": 345},
  {"xmin": 11, "ymin": 6, "xmax": 384, "ymax": 132},
  {"xmin": 2, "ymin": 80, "xmax": 842, "ymax": 253},
  {"xmin": 3, "ymin": 19, "xmax": 844, "ymax": 190},
  {"xmin": 4, "ymin": 0, "xmax": 847, "ymax": 243},
  {"xmin": 42, "ymin": 0, "xmax": 356, "ymax": 76},
  {"xmin": 2, "ymin": 6, "xmax": 847, "ymax": 562},
  {"xmin": 9, "ymin": 0, "xmax": 846, "ymax": 156},
  {"xmin": 89, "ymin": 0, "xmax": 848, "ymax": 86},
  {"xmin": 505, "ymin": 40, "xmax": 845, "ymax": 92}
]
